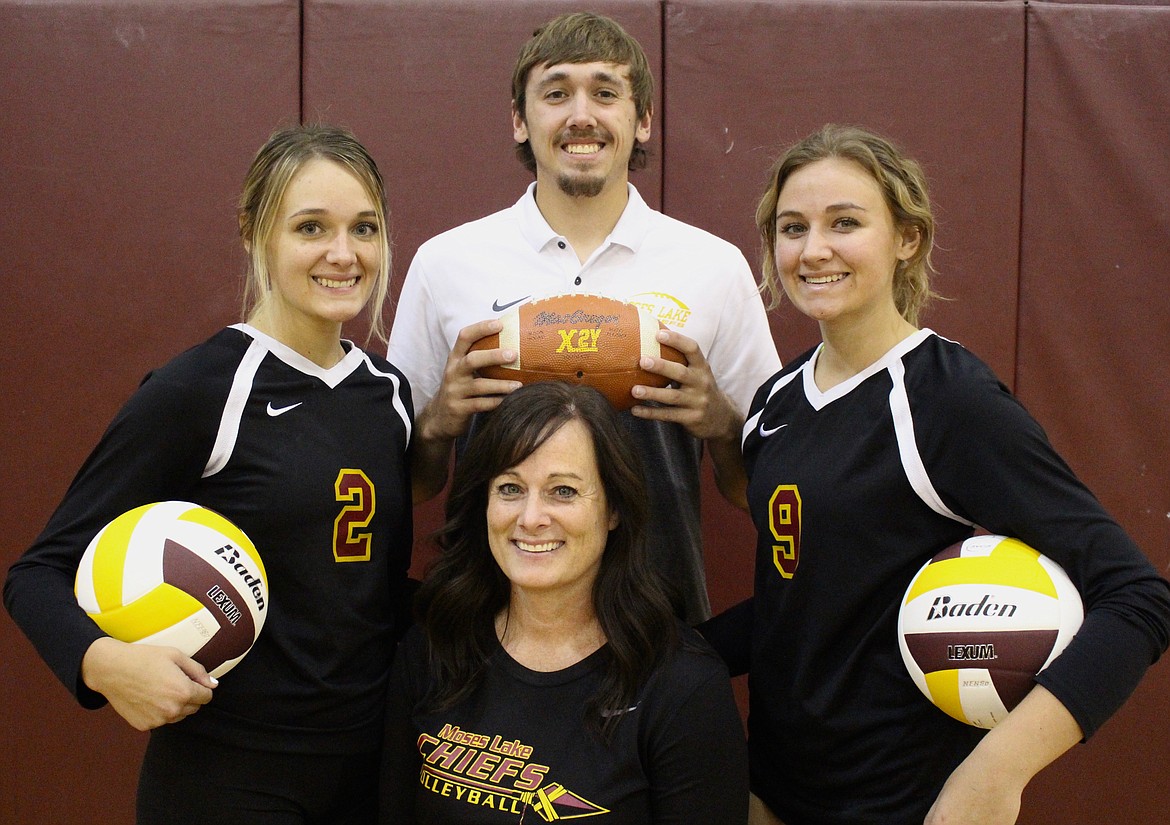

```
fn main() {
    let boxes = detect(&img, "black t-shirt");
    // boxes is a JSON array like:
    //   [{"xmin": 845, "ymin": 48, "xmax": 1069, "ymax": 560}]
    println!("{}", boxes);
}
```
[{"xmin": 381, "ymin": 622, "xmax": 748, "ymax": 824}]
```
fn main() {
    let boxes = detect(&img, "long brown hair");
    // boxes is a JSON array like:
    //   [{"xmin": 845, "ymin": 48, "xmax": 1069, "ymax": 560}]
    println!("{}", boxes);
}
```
[{"xmin": 416, "ymin": 381, "xmax": 677, "ymax": 738}]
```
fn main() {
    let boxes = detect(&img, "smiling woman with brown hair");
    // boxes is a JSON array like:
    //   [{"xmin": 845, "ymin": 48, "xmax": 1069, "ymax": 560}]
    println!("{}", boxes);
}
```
[{"xmin": 381, "ymin": 380, "xmax": 748, "ymax": 824}]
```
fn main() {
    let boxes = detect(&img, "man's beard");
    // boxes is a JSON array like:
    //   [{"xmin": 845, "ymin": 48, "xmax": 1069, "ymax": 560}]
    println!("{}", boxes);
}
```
[{"xmin": 557, "ymin": 172, "xmax": 606, "ymax": 198}]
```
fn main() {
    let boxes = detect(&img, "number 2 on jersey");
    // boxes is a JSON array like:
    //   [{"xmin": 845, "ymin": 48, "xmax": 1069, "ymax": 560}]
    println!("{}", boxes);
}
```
[
  {"xmin": 768, "ymin": 485, "xmax": 801, "ymax": 579},
  {"xmin": 334, "ymin": 469, "xmax": 375, "ymax": 562}
]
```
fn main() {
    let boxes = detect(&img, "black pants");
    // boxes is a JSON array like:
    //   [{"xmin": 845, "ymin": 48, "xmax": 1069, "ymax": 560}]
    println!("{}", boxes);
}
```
[{"xmin": 137, "ymin": 726, "xmax": 379, "ymax": 825}]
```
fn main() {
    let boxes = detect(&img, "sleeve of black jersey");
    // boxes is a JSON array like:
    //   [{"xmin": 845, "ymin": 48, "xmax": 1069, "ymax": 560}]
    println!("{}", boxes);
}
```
[
  {"xmin": 918, "ymin": 362, "xmax": 1170, "ymax": 739},
  {"xmin": 640, "ymin": 629, "xmax": 749, "ymax": 823},
  {"xmin": 3, "ymin": 353, "xmax": 227, "ymax": 708},
  {"xmin": 366, "ymin": 347, "xmax": 417, "ymax": 431}
]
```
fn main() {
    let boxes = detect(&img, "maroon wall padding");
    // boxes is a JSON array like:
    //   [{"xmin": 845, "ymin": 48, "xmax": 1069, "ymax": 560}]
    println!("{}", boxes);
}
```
[
  {"xmin": 301, "ymin": 0, "xmax": 663, "ymax": 294},
  {"xmin": 301, "ymin": 0, "xmax": 664, "ymax": 570},
  {"xmin": 3, "ymin": 1, "xmax": 1169, "ymax": 823},
  {"xmin": 1014, "ymin": 4, "xmax": 1170, "ymax": 822},
  {"xmin": 303, "ymin": 0, "xmax": 662, "ymax": 265},
  {"xmin": 0, "ymin": 2, "xmax": 300, "ymax": 822},
  {"xmin": 664, "ymin": 0, "xmax": 1026, "ymax": 375},
  {"xmin": 663, "ymin": 0, "xmax": 1027, "ymax": 617}
]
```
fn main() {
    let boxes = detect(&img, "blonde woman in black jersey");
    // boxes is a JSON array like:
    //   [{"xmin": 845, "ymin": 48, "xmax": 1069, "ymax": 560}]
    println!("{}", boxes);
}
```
[
  {"xmin": 720, "ymin": 124, "xmax": 1170, "ymax": 825},
  {"xmin": 6, "ymin": 125, "xmax": 413, "ymax": 824}
]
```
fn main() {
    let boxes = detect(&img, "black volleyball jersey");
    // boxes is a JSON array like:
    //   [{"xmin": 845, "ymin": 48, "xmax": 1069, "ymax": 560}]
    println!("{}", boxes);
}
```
[
  {"xmin": 740, "ymin": 329, "xmax": 1170, "ymax": 824},
  {"xmin": 5, "ymin": 324, "xmax": 414, "ymax": 754}
]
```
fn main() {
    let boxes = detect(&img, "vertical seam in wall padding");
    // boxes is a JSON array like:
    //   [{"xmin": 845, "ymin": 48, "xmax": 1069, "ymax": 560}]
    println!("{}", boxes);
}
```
[
  {"xmin": 299, "ymin": 0, "xmax": 306, "ymax": 124},
  {"xmin": 1015, "ymin": 0, "xmax": 1030, "ymax": 393},
  {"xmin": 658, "ymin": 0, "xmax": 668, "ymax": 213}
]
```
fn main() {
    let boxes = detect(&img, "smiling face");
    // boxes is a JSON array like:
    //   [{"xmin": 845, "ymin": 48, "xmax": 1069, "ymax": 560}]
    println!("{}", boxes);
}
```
[
  {"xmin": 262, "ymin": 157, "xmax": 380, "ymax": 342},
  {"xmin": 773, "ymin": 157, "xmax": 920, "ymax": 330},
  {"xmin": 486, "ymin": 419, "xmax": 619, "ymax": 603},
  {"xmin": 513, "ymin": 61, "xmax": 652, "ymax": 199}
]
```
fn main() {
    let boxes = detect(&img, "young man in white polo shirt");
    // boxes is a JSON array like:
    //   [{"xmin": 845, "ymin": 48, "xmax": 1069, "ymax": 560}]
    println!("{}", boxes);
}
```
[{"xmin": 388, "ymin": 11, "xmax": 780, "ymax": 623}]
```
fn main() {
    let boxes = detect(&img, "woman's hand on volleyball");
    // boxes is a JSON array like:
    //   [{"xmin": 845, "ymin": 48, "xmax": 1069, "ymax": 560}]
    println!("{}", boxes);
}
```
[{"xmin": 81, "ymin": 637, "xmax": 216, "ymax": 731}]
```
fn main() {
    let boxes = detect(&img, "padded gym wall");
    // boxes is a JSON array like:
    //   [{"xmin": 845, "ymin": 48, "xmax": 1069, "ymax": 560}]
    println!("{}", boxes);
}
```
[
  {"xmin": 1013, "ymin": 2, "xmax": 1170, "ymax": 820},
  {"xmin": 662, "ymin": 0, "xmax": 1028, "ymax": 616},
  {"xmin": 0, "ymin": 1, "xmax": 300, "ymax": 822}
]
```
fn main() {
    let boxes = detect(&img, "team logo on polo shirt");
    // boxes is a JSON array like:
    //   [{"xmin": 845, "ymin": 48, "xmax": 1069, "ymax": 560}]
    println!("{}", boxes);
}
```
[{"xmin": 626, "ymin": 291, "xmax": 692, "ymax": 328}]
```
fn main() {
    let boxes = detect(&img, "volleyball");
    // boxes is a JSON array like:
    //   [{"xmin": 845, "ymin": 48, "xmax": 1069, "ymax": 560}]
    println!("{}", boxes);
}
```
[
  {"xmin": 897, "ymin": 535, "xmax": 1083, "ymax": 729},
  {"xmin": 75, "ymin": 501, "xmax": 268, "ymax": 678}
]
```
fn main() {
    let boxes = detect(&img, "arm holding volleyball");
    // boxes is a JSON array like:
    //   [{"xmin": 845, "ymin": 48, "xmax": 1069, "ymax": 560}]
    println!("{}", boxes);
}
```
[
  {"xmin": 930, "ymin": 371, "xmax": 1170, "ymax": 735},
  {"xmin": 4, "ymin": 367, "xmax": 222, "ymax": 708},
  {"xmin": 81, "ymin": 637, "xmax": 216, "ymax": 731},
  {"xmin": 409, "ymin": 319, "xmax": 521, "ymax": 503},
  {"xmin": 632, "ymin": 328, "xmax": 749, "ymax": 510},
  {"xmin": 921, "ymin": 368, "xmax": 1170, "ymax": 822},
  {"xmin": 925, "ymin": 684, "xmax": 1082, "ymax": 825}
]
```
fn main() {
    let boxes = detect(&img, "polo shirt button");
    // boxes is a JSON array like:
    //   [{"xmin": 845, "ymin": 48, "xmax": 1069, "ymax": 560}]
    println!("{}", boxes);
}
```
[
  {"xmin": 558, "ymin": 241, "xmax": 566, "ymax": 249},
  {"xmin": 574, "ymin": 276, "xmax": 582, "ymax": 286}
]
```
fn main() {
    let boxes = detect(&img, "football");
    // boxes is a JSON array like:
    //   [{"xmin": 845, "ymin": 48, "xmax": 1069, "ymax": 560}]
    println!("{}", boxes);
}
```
[
  {"xmin": 468, "ymin": 293, "xmax": 686, "ymax": 411},
  {"xmin": 897, "ymin": 535, "xmax": 1083, "ymax": 728}
]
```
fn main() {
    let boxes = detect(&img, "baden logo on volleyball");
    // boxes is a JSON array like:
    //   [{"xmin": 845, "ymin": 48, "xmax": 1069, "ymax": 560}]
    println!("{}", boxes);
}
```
[
  {"xmin": 897, "ymin": 535, "xmax": 1083, "ymax": 729},
  {"xmin": 75, "ymin": 501, "xmax": 268, "ymax": 678}
]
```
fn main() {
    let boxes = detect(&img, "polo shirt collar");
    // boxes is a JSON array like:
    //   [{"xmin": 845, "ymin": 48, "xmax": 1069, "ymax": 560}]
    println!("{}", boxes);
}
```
[{"xmin": 515, "ymin": 182, "xmax": 653, "ymax": 254}]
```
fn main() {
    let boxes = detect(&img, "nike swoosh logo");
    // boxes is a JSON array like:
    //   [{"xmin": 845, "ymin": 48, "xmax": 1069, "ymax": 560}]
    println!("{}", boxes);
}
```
[
  {"xmin": 492, "ymin": 296, "xmax": 530, "ymax": 313},
  {"xmin": 759, "ymin": 422, "xmax": 789, "ymax": 437},
  {"xmin": 267, "ymin": 401, "xmax": 303, "ymax": 417}
]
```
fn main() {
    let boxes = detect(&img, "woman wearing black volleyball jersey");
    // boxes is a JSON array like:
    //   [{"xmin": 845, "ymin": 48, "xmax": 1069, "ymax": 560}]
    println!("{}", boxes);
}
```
[
  {"xmin": 730, "ymin": 124, "xmax": 1170, "ymax": 824},
  {"xmin": 4, "ymin": 125, "xmax": 413, "ymax": 823}
]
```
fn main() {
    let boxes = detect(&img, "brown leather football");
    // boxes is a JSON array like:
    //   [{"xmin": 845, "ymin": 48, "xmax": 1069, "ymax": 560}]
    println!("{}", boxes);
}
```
[{"xmin": 469, "ymin": 293, "xmax": 687, "ymax": 410}]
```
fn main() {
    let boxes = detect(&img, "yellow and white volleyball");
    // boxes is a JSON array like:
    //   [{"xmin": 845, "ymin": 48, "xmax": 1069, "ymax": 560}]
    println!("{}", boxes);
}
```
[
  {"xmin": 75, "ymin": 501, "xmax": 268, "ymax": 678},
  {"xmin": 897, "ymin": 535, "xmax": 1083, "ymax": 729}
]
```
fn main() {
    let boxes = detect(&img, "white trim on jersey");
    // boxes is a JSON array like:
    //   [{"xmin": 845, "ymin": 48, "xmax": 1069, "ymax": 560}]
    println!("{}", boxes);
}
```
[
  {"xmin": 748, "ymin": 331, "xmax": 974, "ymax": 526},
  {"xmin": 743, "ymin": 368, "xmax": 802, "ymax": 445},
  {"xmin": 205, "ymin": 325, "xmax": 413, "ymax": 476},
  {"xmin": 887, "ymin": 345, "xmax": 974, "ymax": 527},
  {"xmin": 231, "ymin": 323, "xmax": 366, "ymax": 389},
  {"xmin": 204, "ymin": 334, "xmax": 267, "ymax": 478},
  {"xmin": 361, "ymin": 354, "xmax": 412, "ymax": 444}
]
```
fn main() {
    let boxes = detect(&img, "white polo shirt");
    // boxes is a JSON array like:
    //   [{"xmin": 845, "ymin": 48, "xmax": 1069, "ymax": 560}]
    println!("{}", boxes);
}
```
[{"xmin": 388, "ymin": 182, "xmax": 780, "ymax": 621}]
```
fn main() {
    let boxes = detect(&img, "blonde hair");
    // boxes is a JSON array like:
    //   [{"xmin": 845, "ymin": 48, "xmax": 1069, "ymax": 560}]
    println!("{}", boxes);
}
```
[
  {"xmin": 756, "ymin": 124, "xmax": 936, "ymax": 326},
  {"xmin": 238, "ymin": 124, "xmax": 392, "ymax": 344}
]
